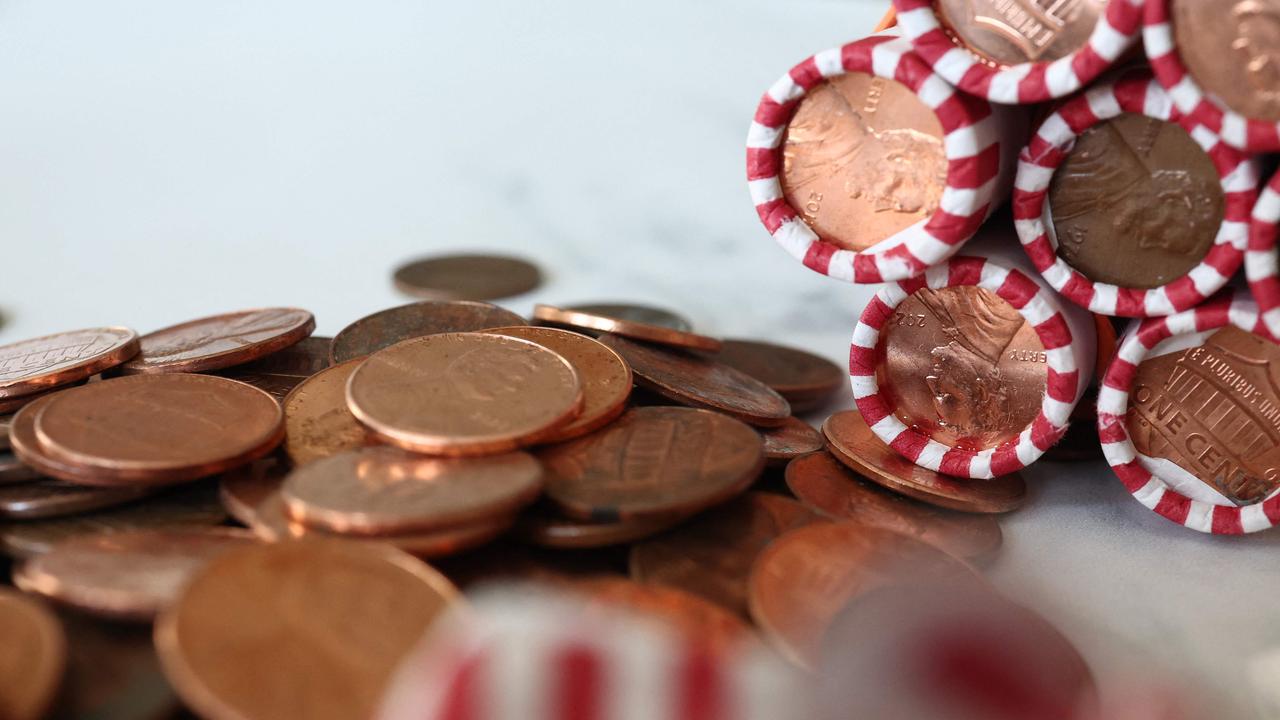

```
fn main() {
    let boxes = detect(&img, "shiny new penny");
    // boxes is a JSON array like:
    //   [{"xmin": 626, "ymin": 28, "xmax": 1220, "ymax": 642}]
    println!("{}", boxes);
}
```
[
  {"xmin": 154, "ymin": 540, "xmax": 461, "ymax": 720},
  {"xmin": 629, "ymin": 492, "xmax": 819, "ymax": 617},
  {"xmin": 533, "ymin": 304, "xmax": 722, "ymax": 352},
  {"xmin": 282, "ymin": 359, "xmax": 374, "ymax": 467},
  {"xmin": 714, "ymin": 338, "xmax": 845, "ymax": 411},
  {"xmin": 879, "ymin": 286, "xmax": 1047, "ymax": 451},
  {"xmin": 281, "ymin": 446, "xmax": 543, "ymax": 535},
  {"xmin": 933, "ymin": 0, "xmax": 1106, "ymax": 67},
  {"xmin": 14, "ymin": 529, "xmax": 254, "ymax": 622},
  {"xmin": 0, "ymin": 481, "xmax": 152, "ymax": 520},
  {"xmin": 0, "ymin": 452, "xmax": 41, "ymax": 485},
  {"xmin": 329, "ymin": 300, "xmax": 526, "ymax": 364},
  {"xmin": 572, "ymin": 578, "xmax": 752, "ymax": 653},
  {"xmin": 762, "ymin": 416, "xmax": 825, "ymax": 465},
  {"xmin": 515, "ymin": 502, "xmax": 688, "ymax": 549},
  {"xmin": 824, "ymin": 410, "xmax": 1027, "ymax": 513},
  {"xmin": 120, "ymin": 308, "xmax": 315, "ymax": 375},
  {"xmin": 598, "ymin": 334, "xmax": 791, "ymax": 427},
  {"xmin": 346, "ymin": 332, "xmax": 583, "ymax": 456},
  {"xmin": 781, "ymin": 72, "xmax": 945, "ymax": 251},
  {"xmin": 219, "ymin": 335, "xmax": 333, "ymax": 403},
  {"xmin": 564, "ymin": 303, "xmax": 694, "ymax": 332},
  {"xmin": 0, "ymin": 326, "xmax": 138, "ymax": 398},
  {"xmin": 392, "ymin": 254, "xmax": 543, "ymax": 301},
  {"xmin": 33, "ymin": 375, "xmax": 284, "ymax": 485},
  {"xmin": 539, "ymin": 406, "xmax": 764, "ymax": 521},
  {"xmin": 785, "ymin": 451, "xmax": 1002, "ymax": 560},
  {"xmin": 1049, "ymin": 113, "xmax": 1224, "ymax": 288},
  {"xmin": 1173, "ymin": 0, "xmax": 1280, "ymax": 122},
  {"xmin": 0, "ymin": 588, "xmax": 66, "ymax": 720}
]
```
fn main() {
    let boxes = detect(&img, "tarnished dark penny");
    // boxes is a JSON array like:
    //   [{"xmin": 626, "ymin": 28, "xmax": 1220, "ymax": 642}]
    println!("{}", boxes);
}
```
[
  {"xmin": 0, "ymin": 588, "xmax": 66, "ymax": 720},
  {"xmin": 0, "ymin": 481, "xmax": 152, "ymax": 520},
  {"xmin": 1173, "ymin": 0, "xmax": 1280, "ymax": 122},
  {"xmin": 629, "ymin": 492, "xmax": 819, "ymax": 617},
  {"xmin": 120, "ymin": 308, "xmax": 315, "ymax": 375},
  {"xmin": 534, "ymin": 304, "xmax": 722, "ymax": 352},
  {"xmin": 713, "ymin": 339, "xmax": 845, "ymax": 411},
  {"xmin": 329, "ymin": 300, "xmax": 526, "ymax": 364},
  {"xmin": 761, "ymin": 416, "xmax": 825, "ymax": 465},
  {"xmin": 823, "ymin": 411, "xmax": 1027, "ymax": 513},
  {"xmin": 785, "ymin": 451, "xmax": 1002, "ymax": 561},
  {"xmin": 563, "ymin": 303, "xmax": 693, "ymax": 332},
  {"xmin": 392, "ymin": 254, "xmax": 543, "ymax": 301},
  {"xmin": 932, "ymin": 0, "xmax": 1106, "ymax": 67},
  {"xmin": 282, "ymin": 359, "xmax": 375, "ymax": 468},
  {"xmin": 514, "ymin": 502, "xmax": 689, "ymax": 549},
  {"xmin": 598, "ymin": 334, "xmax": 791, "ymax": 427},
  {"xmin": 0, "ymin": 326, "xmax": 138, "ymax": 398},
  {"xmin": 218, "ymin": 335, "xmax": 333, "ymax": 403},
  {"xmin": 14, "ymin": 529, "xmax": 254, "ymax": 622},
  {"xmin": 0, "ymin": 452, "xmax": 41, "ymax": 485},
  {"xmin": 539, "ymin": 406, "xmax": 764, "ymax": 522},
  {"xmin": 571, "ymin": 577, "xmax": 752, "ymax": 652},
  {"xmin": 33, "ymin": 375, "xmax": 284, "ymax": 486}
]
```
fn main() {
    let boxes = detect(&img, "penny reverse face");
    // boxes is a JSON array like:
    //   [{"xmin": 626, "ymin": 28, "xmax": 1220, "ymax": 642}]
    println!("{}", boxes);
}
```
[
  {"xmin": 282, "ymin": 359, "xmax": 374, "ymax": 467},
  {"xmin": 329, "ymin": 300, "xmax": 526, "ymax": 364},
  {"xmin": 0, "ymin": 588, "xmax": 66, "ymax": 720},
  {"xmin": 932, "ymin": 0, "xmax": 1106, "ymax": 67},
  {"xmin": 121, "ymin": 308, "xmax": 315, "ymax": 375},
  {"xmin": 1173, "ymin": 0, "xmax": 1280, "ymax": 122},
  {"xmin": 0, "ymin": 327, "xmax": 138, "ymax": 398},
  {"xmin": 392, "ymin": 254, "xmax": 542, "ymax": 301}
]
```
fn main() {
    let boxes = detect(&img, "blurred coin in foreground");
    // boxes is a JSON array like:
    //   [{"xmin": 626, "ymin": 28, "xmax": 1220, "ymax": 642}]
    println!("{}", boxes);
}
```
[
  {"xmin": 0, "ymin": 588, "xmax": 66, "ymax": 720},
  {"xmin": 392, "ymin": 254, "xmax": 542, "ymax": 301}
]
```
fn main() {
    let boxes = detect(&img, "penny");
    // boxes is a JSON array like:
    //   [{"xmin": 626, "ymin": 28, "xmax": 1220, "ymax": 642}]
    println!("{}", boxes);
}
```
[
  {"xmin": 823, "ymin": 410, "xmax": 1027, "ymax": 513},
  {"xmin": 713, "ymin": 338, "xmax": 845, "ymax": 411},
  {"xmin": 780, "ymin": 72, "xmax": 945, "ymax": 252},
  {"xmin": 932, "ymin": 0, "xmax": 1106, "ymax": 67},
  {"xmin": 571, "ymin": 578, "xmax": 752, "ymax": 652},
  {"xmin": 55, "ymin": 611, "xmax": 180, "ymax": 720},
  {"xmin": 484, "ymin": 326, "xmax": 633, "ymax": 442},
  {"xmin": 0, "ymin": 326, "xmax": 138, "ymax": 398},
  {"xmin": 282, "ymin": 359, "xmax": 374, "ymax": 467},
  {"xmin": 0, "ymin": 452, "xmax": 41, "ymax": 485},
  {"xmin": 539, "ymin": 406, "xmax": 764, "ymax": 521},
  {"xmin": 0, "ymin": 384, "xmax": 66, "ymax": 415},
  {"xmin": 785, "ymin": 451, "xmax": 1002, "ymax": 560},
  {"xmin": 597, "ymin": 334, "xmax": 791, "ymax": 427},
  {"xmin": 1049, "ymin": 113, "xmax": 1224, "ymax": 288},
  {"xmin": 747, "ymin": 521, "xmax": 976, "ymax": 669},
  {"xmin": 329, "ymin": 300, "xmax": 526, "ymax": 364},
  {"xmin": 0, "ymin": 481, "xmax": 152, "ymax": 520},
  {"xmin": 0, "ymin": 414, "xmax": 10, "ymax": 450},
  {"xmin": 1173, "ymin": 0, "xmax": 1280, "ymax": 122},
  {"xmin": 281, "ymin": 447, "xmax": 543, "ymax": 535},
  {"xmin": 879, "ymin": 286, "xmax": 1047, "ymax": 451},
  {"xmin": 533, "ymin": 303, "xmax": 722, "ymax": 352},
  {"xmin": 154, "ymin": 539, "xmax": 460, "ymax": 720},
  {"xmin": 346, "ymin": 332, "xmax": 583, "ymax": 456},
  {"xmin": 218, "ymin": 457, "xmax": 288, "ymax": 527},
  {"xmin": 629, "ymin": 492, "xmax": 819, "ymax": 617},
  {"xmin": 563, "ymin": 303, "xmax": 694, "ymax": 332},
  {"xmin": 120, "ymin": 308, "xmax": 315, "ymax": 375},
  {"xmin": 0, "ymin": 588, "xmax": 66, "ymax": 720},
  {"xmin": 514, "ymin": 502, "xmax": 689, "ymax": 548},
  {"xmin": 33, "ymin": 375, "xmax": 284, "ymax": 485},
  {"xmin": 761, "ymin": 416, "xmax": 825, "ymax": 465},
  {"xmin": 218, "ymin": 335, "xmax": 333, "ymax": 403},
  {"xmin": 392, "ymin": 254, "xmax": 542, "ymax": 301},
  {"xmin": 14, "ymin": 529, "xmax": 254, "ymax": 621},
  {"xmin": 10, "ymin": 395, "xmax": 127, "ymax": 485}
]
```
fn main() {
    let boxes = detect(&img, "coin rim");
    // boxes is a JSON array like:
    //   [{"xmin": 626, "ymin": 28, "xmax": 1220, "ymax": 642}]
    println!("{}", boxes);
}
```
[
  {"xmin": 120, "ymin": 308, "xmax": 315, "ymax": 375},
  {"xmin": 533, "ymin": 304, "xmax": 722, "ymax": 352},
  {"xmin": 0, "ymin": 326, "xmax": 139, "ymax": 398},
  {"xmin": 329, "ymin": 300, "xmax": 527, "ymax": 364}
]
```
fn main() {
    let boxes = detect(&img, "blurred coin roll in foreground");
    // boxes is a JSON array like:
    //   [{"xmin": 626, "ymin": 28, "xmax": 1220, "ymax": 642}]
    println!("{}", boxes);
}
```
[{"xmin": 1246, "ymin": 170, "xmax": 1280, "ymax": 338}]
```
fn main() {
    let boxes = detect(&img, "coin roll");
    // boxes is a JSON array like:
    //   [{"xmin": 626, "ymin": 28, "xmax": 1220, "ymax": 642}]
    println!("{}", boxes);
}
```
[
  {"xmin": 746, "ymin": 33, "xmax": 1026, "ymax": 284},
  {"xmin": 1246, "ymin": 170, "xmax": 1280, "ymax": 338},
  {"xmin": 1013, "ymin": 71, "xmax": 1260, "ymax": 317}
]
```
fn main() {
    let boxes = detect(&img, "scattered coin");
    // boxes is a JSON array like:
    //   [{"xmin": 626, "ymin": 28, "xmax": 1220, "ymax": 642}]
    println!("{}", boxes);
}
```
[
  {"xmin": 598, "ymin": 334, "xmax": 791, "ymax": 427},
  {"xmin": 120, "ymin": 308, "xmax": 315, "ymax": 375},
  {"xmin": 563, "ymin": 303, "xmax": 693, "ymax": 332},
  {"xmin": 713, "ymin": 338, "xmax": 845, "ymax": 412},
  {"xmin": 392, "ymin": 253, "xmax": 542, "ymax": 301},
  {"xmin": 10, "ymin": 395, "xmax": 125, "ymax": 485},
  {"xmin": 329, "ymin": 300, "xmax": 526, "ymax": 364},
  {"xmin": 0, "ymin": 327, "xmax": 139, "ymax": 398},
  {"xmin": 514, "ymin": 501, "xmax": 689, "ymax": 549},
  {"xmin": 572, "ymin": 577, "xmax": 752, "ymax": 652},
  {"xmin": 0, "ymin": 588, "xmax": 66, "ymax": 720},
  {"xmin": 346, "ymin": 332, "xmax": 583, "ymax": 456},
  {"xmin": 761, "ymin": 416, "xmax": 825, "ymax": 465},
  {"xmin": 823, "ymin": 410, "xmax": 1027, "ymax": 514},
  {"xmin": 0, "ymin": 383, "xmax": 77, "ymax": 415},
  {"xmin": 533, "ymin": 303, "xmax": 722, "ymax": 352},
  {"xmin": 218, "ymin": 335, "xmax": 333, "ymax": 403},
  {"xmin": 0, "ymin": 452, "xmax": 41, "ymax": 485},
  {"xmin": 0, "ymin": 481, "xmax": 152, "ymax": 520},
  {"xmin": 282, "ymin": 359, "xmax": 374, "ymax": 467}
]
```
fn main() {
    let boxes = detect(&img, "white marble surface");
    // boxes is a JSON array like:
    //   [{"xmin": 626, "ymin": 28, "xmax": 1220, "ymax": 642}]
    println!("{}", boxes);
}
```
[{"xmin": 0, "ymin": 2, "xmax": 1275, "ymax": 718}]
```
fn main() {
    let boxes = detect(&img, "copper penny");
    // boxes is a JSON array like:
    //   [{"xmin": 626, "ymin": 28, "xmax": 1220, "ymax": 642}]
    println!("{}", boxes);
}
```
[
  {"xmin": 14, "ymin": 529, "xmax": 254, "ymax": 622},
  {"xmin": 879, "ymin": 286, "xmax": 1047, "ymax": 451},
  {"xmin": 218, "ymin": 457, "xmax": 289, "ymax": 527},
  {"xmin": 571, "ymin": 577, "xmax": 752, "ymax": 652},
  {"xmin": 120, "ymin": 308, "xmax": 315, "ymax": 375},
  {"xmin": 823, "ymin": 410, "xmax": 1027, "ymax": 513},
  {"xmin": 0, "ymin": 384, "xmax": 66, "ymax": 415},
  {"xmin": 392, "ymin": 253, "xmax": 542, "ymax": 301},
  {"xmin": 329, "ymin": 300, "xmax": 526, "ymax": 364},
  {"xmin": 1049, "ymin": 113, "xmax": 1224, "ymax": 288},
  {"xmin": 533, "ymin": 303, "xmax": 722, "ymax": 352},
  {"xmin": 218, "ymin": 335, "xmax": 333, "ymax": 403},
  {"xmin": 713, "ymin": 338, "xmax": 845, "ymax": 411},
  {"xmin": 539, "ymin": 406, "xmax": 764, "ymax": 521},
  {"xmin": 629, "ymin": 492, "xmax": 819, "ymax": 617},
  {"xmin": 0, "ymin": 481, "xmax": 152, "ymax": 520},
  {"xmin": 761, "ymin": 416, "xmax": 825, "ymax": 465},
  {"xmin": 0, "ymin": 452, "xmax": 41, "ymax": 485},
  {"xmin": 0, "ymin": 326, "xmax": 138, "ymax": 398},
  {"xmin": 0, "ymin": 588, "xmax": 66, "ymax": 720},
  {"xmin": 564, "ymin": 303, "xmax": 693, "ymax": 332},
  {"xmin": 1173, "ymin": 0, "xmax": 1280, "ymax": 122},
  {"xmin": 514, "ymin": 501, "xmax": 689, "ymax": 548},
  {"xmin": 1126, "ymin": 326, "xmax": 1280, "ymax": 505},
  {"xmin": 484, "ymin": 326, "xmax": 632, "ymax": 442},
  {"xmin": 932, "ymin": 0, "xmax": 1106, "ymax": 67},
  {"xmin": 785, "ymin": 451, "xmax": 1002, "ymax": 560},
  {"xmin": 748, "ymin": 521, "xmax": 976, "ymax": 669},
  {"xmin": 281, "ymin": 446, "xmax": 543, "ymax": 535},
  {"xmin": 10, "ymin": 395, "xmax": 132, "ymax": 485},
  {"xmin": 33, "ymin": 375, "xmax": 284, "ymax": 485},
  {"xmin": 781, "ymin": 72, "xmax": 945, "ymax": 252},
  {"xmin": 346, "ymin": 332, "xmax": 583, "ymax": 456},
  {"xmin": 282, "ymin": 359, "xmax": 375, "ymax": 467},
  {"xmin": 154, "ymin": 539, "xmax": 461, "ymax": 720}
]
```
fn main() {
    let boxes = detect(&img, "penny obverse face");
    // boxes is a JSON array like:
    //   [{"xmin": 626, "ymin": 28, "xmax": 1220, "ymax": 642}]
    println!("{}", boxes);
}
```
[{"xmin": 1173, "ymin": 0, "xmax": 1280, "ymax": 122}]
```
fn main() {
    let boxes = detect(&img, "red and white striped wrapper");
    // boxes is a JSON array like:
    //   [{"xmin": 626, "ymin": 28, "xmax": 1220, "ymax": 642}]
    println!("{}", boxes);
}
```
[
  {"xmin": 1247, "ymin": 171, "xmax": 1280, "ymax": 339},
  {"xmin": 747, "ymin": 34, "xmax": 1022, "ymax": 284},
  {"xmin": 1096, "ymin": 292, "xmax": 1280, "ymax": 534},
  {"xmin": 1144, "ymin": 0, "xmax": 1280, "ymax": 152},
  {"xmin": 891, "ymin": 0, "xmax": 1143, "ymax": 104},
  {"xmin": 849, "ymin": 253, "xmax": 1092, "ymax": 479},
  {"xmin": 1012, "ymin": 71, "xmax": 1260, "ymax": 317}
]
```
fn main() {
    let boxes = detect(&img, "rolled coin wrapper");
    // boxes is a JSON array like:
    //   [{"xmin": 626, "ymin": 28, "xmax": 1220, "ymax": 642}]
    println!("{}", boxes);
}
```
[
  {"xmin": 892, "ymin": 0, "xmax": 1143, "ymax": 104},
  {"xmin": 1247, "ymin": 171, "xmax": 1280, "ymax": 338},
  {"xmin": 1097, "ymin": 292, "xmax": 1280, "ymax": 534},
  {"xmin": 746, "ymin": 34, "xmax": 1025, "ymax": 284},
  {"xmin": 1013, "ymin": 71, "xmax": 1260, "ymax": 317},
  {"xmin": 850, "ymin": 248, "xmax": 1095, "ymax": 479}
]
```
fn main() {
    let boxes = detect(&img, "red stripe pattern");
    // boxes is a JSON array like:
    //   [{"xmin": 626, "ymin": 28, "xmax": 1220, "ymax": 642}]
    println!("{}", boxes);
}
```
[{"xmin": 1247, "ymin": 171, "xmax": 1280, "ymax": 339}]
